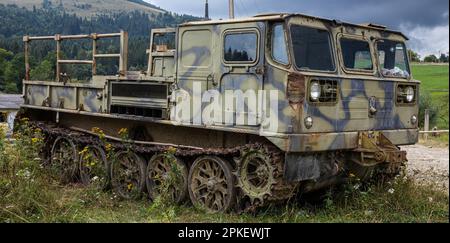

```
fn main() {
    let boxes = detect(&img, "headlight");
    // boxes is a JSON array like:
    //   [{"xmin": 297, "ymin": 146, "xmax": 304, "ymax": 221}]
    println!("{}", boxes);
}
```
[
  {"xmin": 405, "ymin": 86, "xmax": 415, "ymax": 103},
  {"xmin": 304, "ymin": 116, "xmax": 313, "ymax": 129},
  {"xmin": 308, "ymin": 80, "xmax": 338, "ymax": 103},
  {"xmin": 310, "ymin": 82, "xmax": 321, "ymax": 101},
  {"xmin": 411, "ymin": 115, "xmax": 417, "ymax": 125},
  {"xmin": 397, "ymin": 85, "xmax": 416, "ymax": 104}
]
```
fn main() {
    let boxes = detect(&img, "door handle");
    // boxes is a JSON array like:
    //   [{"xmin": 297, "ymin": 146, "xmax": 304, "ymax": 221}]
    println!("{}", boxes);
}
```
[{"xmin": 207, "ymin": 74, "xmax": 218, "ymax": 88}]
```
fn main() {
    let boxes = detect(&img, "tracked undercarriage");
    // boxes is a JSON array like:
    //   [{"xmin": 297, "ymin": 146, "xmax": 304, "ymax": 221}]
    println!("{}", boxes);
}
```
[
  {"xmin": 24, "ymin": 119, "xmax": 406, "ymax": 213},
  {"xmin": 29, "ymin": 121, "xmax": 297, "ymax": 213}
]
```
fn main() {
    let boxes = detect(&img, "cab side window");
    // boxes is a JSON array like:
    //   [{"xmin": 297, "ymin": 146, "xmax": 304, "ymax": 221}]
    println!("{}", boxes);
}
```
[
  {"xmin": 224, "ymin": 32, "xmax": 258, "ymax": 63},
  {"xmin": 272, "ymin": 24, "xmax": 289, "ymax": 65}
]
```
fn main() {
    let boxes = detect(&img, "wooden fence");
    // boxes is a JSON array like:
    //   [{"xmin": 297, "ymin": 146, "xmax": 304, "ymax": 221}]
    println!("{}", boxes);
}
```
[{"xmin": 421, "ymin": 109, "xmax": 449, "ymax": 141}]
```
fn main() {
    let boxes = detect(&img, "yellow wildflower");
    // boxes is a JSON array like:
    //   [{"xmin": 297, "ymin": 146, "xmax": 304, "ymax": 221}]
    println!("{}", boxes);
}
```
[
  {"xmin": 79, "ymin": 146, "xmax": 89, "ymax": 155},
  {"xmin": 92, "ymin": 127, "xmax": 105, "ymax": 140},
  {"xmin": 118, "ymin": 128, "xmax": 128, "ymax": 137},
  {"xmin": 167, "ymin": 147, "xmax": 177, "ymax": 155},
  {"xmin": 105, "ymin": 143, "xmax": 113, "ymax": 152}
]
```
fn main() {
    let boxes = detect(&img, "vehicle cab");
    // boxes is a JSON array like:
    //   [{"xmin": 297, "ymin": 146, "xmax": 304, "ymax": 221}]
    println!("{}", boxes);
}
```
[{"xmin": 174, "ymin": 13, "xmax": 419, "ymax": 153}]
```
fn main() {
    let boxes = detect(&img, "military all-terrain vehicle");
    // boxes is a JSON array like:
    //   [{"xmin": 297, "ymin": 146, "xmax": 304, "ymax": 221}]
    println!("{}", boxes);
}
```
[{"xmin": 17, "ymin": 13, "xmax": 420, "ymax": 212}]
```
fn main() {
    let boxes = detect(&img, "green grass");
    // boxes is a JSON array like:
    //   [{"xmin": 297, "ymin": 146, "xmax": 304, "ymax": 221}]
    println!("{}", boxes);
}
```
[
  {"xmin": 2, "ymin": 175, "xmax": 448, "ymax": 223},
  {"xmin": 412, "ymin": 64, "xmax": 449, "ymax": 91},
  {"xmin": 412, "ymin": 64, "xmax": 449, "ymax": 129},
  {"xmin": 419, "ymin": 133, "xmax": 449, "ymax": 147},
  {"xmin": 0, "ymin": 125, "xmax": 448, "ymax": 223}
]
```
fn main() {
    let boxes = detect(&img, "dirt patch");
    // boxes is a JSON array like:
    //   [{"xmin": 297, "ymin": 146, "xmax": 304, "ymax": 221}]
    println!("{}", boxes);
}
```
[{"xmin": 402, "ymin": 144, "xmax": 449, "ymax": 192}]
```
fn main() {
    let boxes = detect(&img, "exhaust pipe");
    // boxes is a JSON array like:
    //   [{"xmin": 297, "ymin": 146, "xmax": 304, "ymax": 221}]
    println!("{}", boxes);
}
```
[{"xmin": 229, "ymin": 0, "xmax": 235, "ymax": 19}]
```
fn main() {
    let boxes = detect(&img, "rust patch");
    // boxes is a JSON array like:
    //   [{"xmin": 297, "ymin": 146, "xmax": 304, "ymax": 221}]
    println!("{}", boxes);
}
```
[
  {"xmin": 287, "ymin": 72, "xmax": 306, "ymax": 110},
  {"xmin": 309, "ymin": 133, "xmax": 321, "ymax": 144}
]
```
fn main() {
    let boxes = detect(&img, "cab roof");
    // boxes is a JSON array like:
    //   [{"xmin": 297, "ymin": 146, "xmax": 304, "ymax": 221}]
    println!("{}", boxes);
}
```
[{"xmin": 180, "ymin": 13, "xmax": 408, "ymax": 40}]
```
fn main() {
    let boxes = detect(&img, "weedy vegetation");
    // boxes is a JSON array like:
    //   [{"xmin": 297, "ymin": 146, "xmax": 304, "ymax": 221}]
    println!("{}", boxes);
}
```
[{"xmin": 0, "ymin": 122, "xmax": 448, "ymax": 223}]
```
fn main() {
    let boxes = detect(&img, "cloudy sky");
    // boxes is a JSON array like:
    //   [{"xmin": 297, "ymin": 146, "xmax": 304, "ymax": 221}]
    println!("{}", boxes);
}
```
[{"xmin": 146, "ymin": 0, "xmax": 449, "ymax": 58}]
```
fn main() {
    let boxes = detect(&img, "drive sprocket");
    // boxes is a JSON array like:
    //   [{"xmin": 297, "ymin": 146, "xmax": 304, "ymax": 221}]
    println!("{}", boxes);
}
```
[
  {"xmin": 235, "ymin": 146, "xmax": 276, "ymax": 205},
  {"xmin": 234, "ymin": 144, "xmax": 299, "ymax": 213}
]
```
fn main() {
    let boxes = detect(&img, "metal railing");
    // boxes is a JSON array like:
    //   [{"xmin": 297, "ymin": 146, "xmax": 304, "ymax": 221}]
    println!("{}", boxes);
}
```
[
  {"xmin": 23, "ymin": 31, "xmax": 128, "ymax": 82},
  {"xmin": 420, "ymin": 130, "xmax": 449, "ymax": 134}
]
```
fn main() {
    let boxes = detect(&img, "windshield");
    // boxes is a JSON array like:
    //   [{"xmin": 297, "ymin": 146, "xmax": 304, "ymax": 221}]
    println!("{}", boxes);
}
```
[
  {"xmin": 340, "ymin": 38, "xmax": 373, "ymax": 71},
  {"xmin": 290, "ymin": 25, "xmax": 334, "ymax": 71},
  {"xmin": 377, "ymin": 40, "xmax": 410, "ymax": 78}
]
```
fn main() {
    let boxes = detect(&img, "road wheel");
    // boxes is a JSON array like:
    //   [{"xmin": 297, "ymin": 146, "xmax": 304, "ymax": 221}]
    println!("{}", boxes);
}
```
[
  {"xmin": 50, "ymin": 136, "xmax": 79, "ymax": 184},
  {"xmin": 110, "ymin": 150, "xmax": 146, "ymax": 200},
  {"xmin": 146, "ymin": 153, "xmax": 188, "ymax": 204},
  {"xmin": 79, "ymin": 145, "xmax": 110, "ymax": 190},
  {"xmin": 188, "ymin": 156, "xmax": 236, "ymax": 213}
]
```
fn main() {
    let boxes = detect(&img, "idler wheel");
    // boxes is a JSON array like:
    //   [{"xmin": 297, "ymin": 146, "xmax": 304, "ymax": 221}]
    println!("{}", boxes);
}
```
[{"xmin": 50, "ymin": 136, "xmax": 79, "ymax": 184}]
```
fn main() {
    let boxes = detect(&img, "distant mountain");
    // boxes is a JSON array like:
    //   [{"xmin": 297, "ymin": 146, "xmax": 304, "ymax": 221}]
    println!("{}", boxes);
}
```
[
  {"xmin": 0, "ymin": 0, "xmax": 167, "ymax": 18},
  {"xmin": 127, "ymin": 0, "xmax": 163, "ymax": 10}
]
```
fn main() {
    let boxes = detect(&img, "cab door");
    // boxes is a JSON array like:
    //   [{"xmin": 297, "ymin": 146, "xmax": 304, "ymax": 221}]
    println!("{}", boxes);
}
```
[
  {"xmin": 176, "ymin": 26, "xmax": 215, "ymax": 125},
  {"xmin": 215, "ymin": 23, "xmax": 266, "ymax": 127}
]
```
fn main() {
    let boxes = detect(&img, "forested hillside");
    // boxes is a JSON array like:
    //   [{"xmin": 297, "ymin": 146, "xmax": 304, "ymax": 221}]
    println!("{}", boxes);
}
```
[
  {"xmin": 0, "ymin": 3, "xmax": 199, "ymax": 93},
  {"xmin": 0, "ymin": 0, "xmax": 165, "ymax": 18}
]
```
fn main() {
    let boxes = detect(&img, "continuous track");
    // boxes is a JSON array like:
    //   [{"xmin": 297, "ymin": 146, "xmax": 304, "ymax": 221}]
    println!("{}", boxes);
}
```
[{"xmin": 30, "ymin": 121, "xmax": 297, "ymax": 213}]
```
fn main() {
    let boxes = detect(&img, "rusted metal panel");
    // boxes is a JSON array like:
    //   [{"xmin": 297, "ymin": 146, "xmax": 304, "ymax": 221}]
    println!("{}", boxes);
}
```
[{"xmin": 287, "ymin": 72, "xmax": 306, "ymax": 109}]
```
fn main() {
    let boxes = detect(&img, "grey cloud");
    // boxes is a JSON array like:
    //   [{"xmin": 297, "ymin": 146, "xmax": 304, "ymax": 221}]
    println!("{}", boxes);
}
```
[
  {"xmin": 149, "ymin": 0, "xmax": 448, "ymax": 29},
  {"xmin": 147, "ymin": 0, "xmax": 449, "ymax": 56}
]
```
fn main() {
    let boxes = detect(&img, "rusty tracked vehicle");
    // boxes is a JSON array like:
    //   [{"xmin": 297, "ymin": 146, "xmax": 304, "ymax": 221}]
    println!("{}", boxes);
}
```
[{"xmin": 17, "ymin": 13, "xmax": 420, "ymax": 213}]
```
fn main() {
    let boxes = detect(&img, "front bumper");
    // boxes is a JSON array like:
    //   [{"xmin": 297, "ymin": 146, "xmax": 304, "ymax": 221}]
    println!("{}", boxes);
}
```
[{"xmin": 266, "ymin": 129, "xmax": 419, "ymax": 152}]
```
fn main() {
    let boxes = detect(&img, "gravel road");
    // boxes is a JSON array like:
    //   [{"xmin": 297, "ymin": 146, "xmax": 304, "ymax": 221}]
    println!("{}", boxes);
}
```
[{"xmin": 402, "ymin": 144, "xmax": 449, "ymax": 192}]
